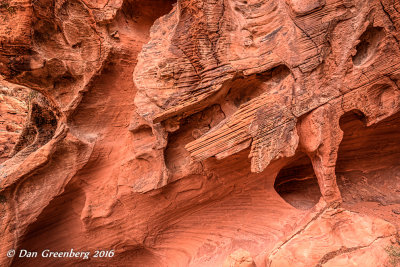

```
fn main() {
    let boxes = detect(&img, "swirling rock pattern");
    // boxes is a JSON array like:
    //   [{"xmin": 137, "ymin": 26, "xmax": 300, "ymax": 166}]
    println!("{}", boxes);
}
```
[{"xmin": 0, "ymin": 0, "xmax": 399, "ymax": 266}]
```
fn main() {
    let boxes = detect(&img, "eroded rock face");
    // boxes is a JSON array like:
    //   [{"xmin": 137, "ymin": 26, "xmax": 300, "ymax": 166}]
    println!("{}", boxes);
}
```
[
  {"xmin": 267, "ymin": 208, "xmax": 397, "ymax": 267},
  {"xmin": 0, "ymin": 79, "xmax": 29, "ymax": 163},
  {"xmin": 0, "ymin": 0, "xmax": 399, "ymax": 266}
]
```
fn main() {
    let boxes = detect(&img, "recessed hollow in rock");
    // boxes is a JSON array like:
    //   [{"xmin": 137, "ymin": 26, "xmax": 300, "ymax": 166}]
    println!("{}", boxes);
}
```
[
  {"xmin": 224, "ymin": 65, "xmax": 291, "ymax": 110},
  {"xmin": 336, "ymin": 110, "xmax": 400, "ymax": 217},
  {"xmin": 274, "ymin": 153, "xmax": 321, "ymax": 210},
  {"xmin": 0, "ymin": 81, "xmax": 30, "ymax": 162},
  {"xmin": 0, "ymin": 81, "xmax": 57, "ymax": 163},
  {"xmin": 10, "ymin": 90, "xmax": 58, "ymax": 159},
  {"xmin": 352, "ymin": 26, "xmax": 385, "ymax": 66},
  {"xmin": 1, "ymin": 0, "xmax": 400, "ymax": 266}
]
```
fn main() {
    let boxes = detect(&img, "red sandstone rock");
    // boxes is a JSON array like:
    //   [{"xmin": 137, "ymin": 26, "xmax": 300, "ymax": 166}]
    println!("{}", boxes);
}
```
[
  {"xmin": 0, "ymin": 78, "xmax": 29, "ymax": 163},
  {"xmin": 224, "ymin": 249, "xmax": 255, "ymax": 267},
  {"xmin": 0, "ymin": 0, "xmax": 399, "ymax": 266},
  {"xmin": 267, "ymin": 208, "xmax": 397, "ymax": 266}
]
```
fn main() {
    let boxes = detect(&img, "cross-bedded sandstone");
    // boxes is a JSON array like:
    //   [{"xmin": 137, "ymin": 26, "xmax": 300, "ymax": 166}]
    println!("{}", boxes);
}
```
[{"xmin": 0, "ymin": 0, "xmax": 399, "ymax": 266}]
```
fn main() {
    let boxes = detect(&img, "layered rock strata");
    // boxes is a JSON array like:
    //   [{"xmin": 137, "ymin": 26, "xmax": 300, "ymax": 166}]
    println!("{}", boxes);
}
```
[{"xmin": 0, "ymin": 0, "xmax": 399, "ymax": 266}]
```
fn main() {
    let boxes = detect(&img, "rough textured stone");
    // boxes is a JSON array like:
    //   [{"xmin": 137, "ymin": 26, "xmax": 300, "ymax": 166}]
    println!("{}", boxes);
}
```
[
  {"xmin": 0, "ymin": 0, "xmax": 399, "ymax": 266},
  {"xmin": 267, "ymin": 208, "xmax": 397, "ymax": 267},
  {"xmin": 223, "ymin": 249, "xmax": 256, "ymax": 267},
  {"xmin": 0, "ymin": 78, "xmax": 29, "ymax": 163}
]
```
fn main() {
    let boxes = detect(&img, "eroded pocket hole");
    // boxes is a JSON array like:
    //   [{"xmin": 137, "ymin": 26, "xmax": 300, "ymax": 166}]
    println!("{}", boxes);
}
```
[
  {"xmin": 352, "ymin": 26, "xmax": 385, "ymax": 66},
  {"xmin": 274, "ymin": 153, "xmax": 321, "ymax": 210},
  {"xmin": 0, "ymin": 82, "xmax": 58, "ymax": 162}
]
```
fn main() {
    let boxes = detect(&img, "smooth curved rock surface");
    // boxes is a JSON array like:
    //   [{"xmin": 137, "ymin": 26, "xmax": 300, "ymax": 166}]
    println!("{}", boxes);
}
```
[{"xmin": 0, "ymin": 0, "xmax": 399, "ymax": 266}]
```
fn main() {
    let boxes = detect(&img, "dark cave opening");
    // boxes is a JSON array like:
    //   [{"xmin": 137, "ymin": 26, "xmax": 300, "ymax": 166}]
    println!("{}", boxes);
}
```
[{"xmin": 274, "ymin": 153, "xmax": 321, "ymax": 210}]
